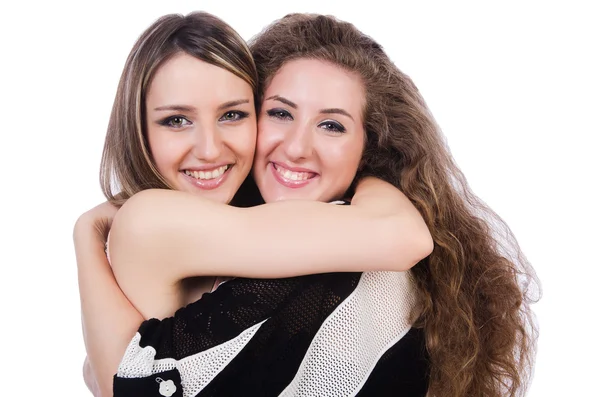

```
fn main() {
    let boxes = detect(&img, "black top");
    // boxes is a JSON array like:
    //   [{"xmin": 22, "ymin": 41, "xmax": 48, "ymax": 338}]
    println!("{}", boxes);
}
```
[{"xmin": 113, "ymin": 202, "xmax": 429, "ymax": 396}]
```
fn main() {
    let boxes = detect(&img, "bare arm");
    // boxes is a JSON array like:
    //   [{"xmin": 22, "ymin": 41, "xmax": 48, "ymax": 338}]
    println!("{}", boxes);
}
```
[
  {"xmin": 109, "ymin": 177, "xmax": 432, "ymax": 318},
  {"xmin": 83, "ymin": 356, "xmax": 100, "ymax": 396},
  {"xmin": 75, "ymin": 206, "xmax": 145, "ymax": 397}
]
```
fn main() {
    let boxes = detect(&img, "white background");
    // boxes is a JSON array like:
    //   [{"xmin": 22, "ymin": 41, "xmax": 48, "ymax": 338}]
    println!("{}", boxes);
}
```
[{"xmin": 0, "ymin": 1, "xmax": 597, "ymax": 395}]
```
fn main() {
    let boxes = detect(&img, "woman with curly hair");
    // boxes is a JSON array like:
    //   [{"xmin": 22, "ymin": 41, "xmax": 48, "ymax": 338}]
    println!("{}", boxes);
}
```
[{"xmin": 80, "ymin": 11, "xmax": 539, "ymax": 397}]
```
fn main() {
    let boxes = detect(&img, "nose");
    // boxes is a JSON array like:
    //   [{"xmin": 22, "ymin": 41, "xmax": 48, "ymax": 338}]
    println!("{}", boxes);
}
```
[
  {"xmin": 282, "ymin": 123, "xmax": 313, "ymax": 161},
  {"xmin": 191, "ymin": 123, "xmax": 222, "ymax": 162}
]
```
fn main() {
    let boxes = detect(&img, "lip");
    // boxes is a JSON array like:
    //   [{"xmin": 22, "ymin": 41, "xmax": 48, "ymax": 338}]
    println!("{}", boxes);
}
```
[
  {"xmin": 181, "ymin": 165, "xmax": 233, "ymax": 190},
  {"xmin": 269, "ymin": 162, "xmax": 317, "ymax": 189},
  {"xmin": 270, "ymin": 161, "xmax": 317, "ymax": 174},
  {"xmin": 180, "ymin": 163, "xmax": 231, "ymax": 172}
]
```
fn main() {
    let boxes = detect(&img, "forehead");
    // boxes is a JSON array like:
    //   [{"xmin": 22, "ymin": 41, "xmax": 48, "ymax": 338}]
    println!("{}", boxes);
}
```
[
  {"xmin": 147, "ymin": 52, "xmax": 252, "ymax": 107},
  {"xmin": 265, "ymin": 59, "xmax": 365, "ymax": 115}
]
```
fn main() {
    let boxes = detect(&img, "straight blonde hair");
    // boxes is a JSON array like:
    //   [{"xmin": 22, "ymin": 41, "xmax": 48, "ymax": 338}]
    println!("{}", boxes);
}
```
[{"xmin": 100, "ymin": 12, "xmax": 257, "ymax": 205}]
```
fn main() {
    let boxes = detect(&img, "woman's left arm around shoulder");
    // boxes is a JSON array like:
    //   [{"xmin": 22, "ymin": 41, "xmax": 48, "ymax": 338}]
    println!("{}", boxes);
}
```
[{"xmin": 109, "ymin": 177, "xmax": 432, "ymax": 286}]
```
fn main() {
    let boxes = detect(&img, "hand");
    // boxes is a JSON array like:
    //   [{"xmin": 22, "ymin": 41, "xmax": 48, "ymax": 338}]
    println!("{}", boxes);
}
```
[{"xmin": 74, "ymin": 201, "xmax": 119, "ymax": 245}]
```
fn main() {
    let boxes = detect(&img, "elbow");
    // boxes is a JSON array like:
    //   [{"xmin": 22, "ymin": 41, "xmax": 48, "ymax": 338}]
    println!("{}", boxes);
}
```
[
  {"xmin": 387, "ymin": 215, "xmax": 434, "ymax": 272},
  {"xmin": 83, "ymin": 357, "xmax": 99, "ymax": 396},
  {"xmin": 416, "ymin": 224, "xmax": 434, "ymax": 262},
  {"xmin": 407, "ymin": 219, "xmax": 434, "ymax": 269},
  {"xmin": 83, "ymin": 356, "xmax": 111, "ymax": 397}
]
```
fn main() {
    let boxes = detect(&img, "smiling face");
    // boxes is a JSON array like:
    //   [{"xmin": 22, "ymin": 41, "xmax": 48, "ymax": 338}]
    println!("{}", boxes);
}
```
[
  {"xmin": 146, "ymin": 52, "xmax": 256, "ymax": 204},
  {"xmin": 253, "ymin": 59, "xmax": 366, "ymax": 203}
]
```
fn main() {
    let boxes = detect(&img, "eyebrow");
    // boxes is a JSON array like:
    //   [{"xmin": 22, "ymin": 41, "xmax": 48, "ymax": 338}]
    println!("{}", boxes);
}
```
[
  {"xmin": 153, "ymin": 104, "xmax": 196, "ymax": 112},
  {"xmin": 265, "ymin": 95, "xmax": 354, "ymax": 121},
  {"xmin": 153, "ymin": 99, "xmax": 250, "ymax": 112},
  {"xmin": 217, "ymin": 99, "xmax": 250, "ymax": 110},
  {"xmin": 320, "ymin": 108, "xmax": 354, "ymax": 121},
  {"xmin": 266, "ymin": 95, "xmax": 297, "ymax": 109}
]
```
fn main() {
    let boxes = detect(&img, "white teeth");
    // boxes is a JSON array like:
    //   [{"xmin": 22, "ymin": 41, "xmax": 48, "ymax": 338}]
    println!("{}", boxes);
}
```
[
  {"xmin": 185, "ymin": 165, "xmax": 228, "ymax": 180},
  {"xmin": 274, "ymin": 164, "xmax": 312, "ymax": 181}
]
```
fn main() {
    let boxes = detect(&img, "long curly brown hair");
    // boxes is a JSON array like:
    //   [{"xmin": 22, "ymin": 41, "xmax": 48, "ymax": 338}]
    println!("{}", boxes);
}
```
[{"xmin": 249, "ymin": 14, "xmax": 540, "ymax": 396}]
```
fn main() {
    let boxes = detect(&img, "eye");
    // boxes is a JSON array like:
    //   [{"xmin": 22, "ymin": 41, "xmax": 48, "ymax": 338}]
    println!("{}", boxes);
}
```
[
  {"xmin": 219, "ymin": 110, "xmax": 249, "ymax": 122},
  {"xmin": 266, "ymin": 108, "xmax": 293, "ymax": 120},
  {"xmin": 159, "ymin": 115, "xmax": 192, "ymax": 128},
  {"xmin": 318, "ymin": 120, "xmax": 346, "ymax": 134}
]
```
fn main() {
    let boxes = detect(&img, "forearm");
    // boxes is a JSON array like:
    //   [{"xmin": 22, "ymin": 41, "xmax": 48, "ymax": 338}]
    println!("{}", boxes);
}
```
[
  {"xmin": 75, "ymin": 226, "xmax": 144, "ymax": 397},
  {"xmin": 110, "ymin": 180, "xmax": 431, "ymax": 285}
]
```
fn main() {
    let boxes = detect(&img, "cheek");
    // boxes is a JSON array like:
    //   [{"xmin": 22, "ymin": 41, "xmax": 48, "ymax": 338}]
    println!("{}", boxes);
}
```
[
  {"xmin": 255, "ymin": 120, "xmax": 281, "ymax": 163},
  {"xmin": 325, "ymin": 138, "xmax": 364, "ymax": 183},
  {"xmin": 345, "ymin": 132, "xmax": 366, "ymax": 170},
  {"xmin": 147, "ymin": 130, "xmax": 176, "ymax": 173},
  {"xmin": 226, "ymin": 124, "xmax": 257, "ymax": 164}
]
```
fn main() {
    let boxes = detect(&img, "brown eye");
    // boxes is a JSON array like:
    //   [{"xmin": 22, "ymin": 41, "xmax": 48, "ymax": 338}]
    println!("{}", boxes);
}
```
[
  {"xmin": 159, "ymin": 116, "xmax": 192, "ymax": 128},
  {"xmin": 266, "ymin": 108, "xmax": 292, "ymax": 120},
  {"xmin": 170, "ymin": 117, "xmax": 184, "ymax": 127},
  {"xmin": 219, "ymin": 110, "xmax": 249, "ymax": 122},
  {"xmin": 223, "ymin": 111, "xmax": 238, "ymax": 120},
  {"xmin": 318, "ymin": 120, "xmax": 346, "ymax": 134}
]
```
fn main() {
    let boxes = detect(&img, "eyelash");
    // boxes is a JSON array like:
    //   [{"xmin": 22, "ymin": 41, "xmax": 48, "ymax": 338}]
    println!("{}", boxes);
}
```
[
  {"xmin": 159, "ymin": 115, "xmax": 191, "ymax": 128},
  {"xmin": 158, "ymin": 110, "xmax": 250, "ymax": 128},
  {"xmin": 219, "ymin": 110, "xmax": 250, "ymax": 122},
  {"xmin": 266, "ymin": 108, "xmax": 346, "ymax": 134},
  {"xmin": 266, "ymin": 108, "xmax": 292, "ymax": 121},
  {"xmin": 318, "ymin": 120, "xmax": 346, "ymax": 134}
]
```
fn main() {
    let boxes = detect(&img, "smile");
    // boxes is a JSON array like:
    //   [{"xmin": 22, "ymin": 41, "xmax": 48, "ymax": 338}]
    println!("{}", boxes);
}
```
[
  {"xmin": 181, "ymin": 164, "xmax": 233, "ymax": 190},
  {"xmin": 184, "ymin": 165, "xmax": 230, "ymax": 180},
  {"xmin": 270, "ymin": 162, "xmax": 317, "ymax": 188}
]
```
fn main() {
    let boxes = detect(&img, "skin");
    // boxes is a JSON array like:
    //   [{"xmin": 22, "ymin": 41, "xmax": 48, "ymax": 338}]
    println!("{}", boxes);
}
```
[
  {"xmin": 76, "ymin": 57, "xmax": 433, "ymax": 396},
  {"xmin": 254, "ymin": 59, "xmax": 365, "ymax": 202},
  {"xmin": 76, "ymin": 201, "xmax": 131, "ymax": 397},
  {"xmin": 109, "ymin": 58, "xmax": 431, "ymax": 320},
  {"xmin": 147, "ymin": 52, "xmax": 256, "ymax": 204},
  {"xmin": 77, "ymin": 53, "xmax": 257, "ymax": 397}
]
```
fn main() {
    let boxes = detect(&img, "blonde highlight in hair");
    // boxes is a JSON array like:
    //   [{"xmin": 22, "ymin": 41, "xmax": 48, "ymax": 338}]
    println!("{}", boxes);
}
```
[
  {"xmin": 100, "ymin": 12, "xmax": 257, "ymax": 205},
  {"xmin": 250, "ymin": 14, "xmax": 540, "ymax": 396}
]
